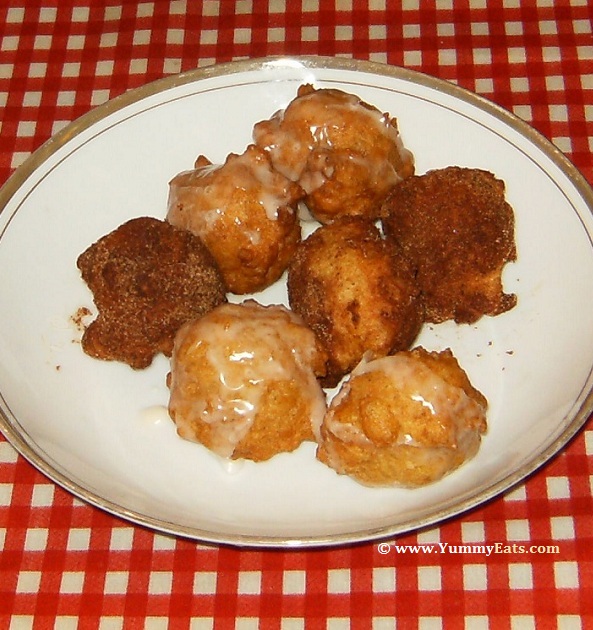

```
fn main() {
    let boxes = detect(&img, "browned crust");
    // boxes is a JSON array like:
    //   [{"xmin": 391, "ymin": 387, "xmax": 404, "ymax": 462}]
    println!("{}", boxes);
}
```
[
  {"xmin": 287, "ymin": 217, "xmax": 423, "ymax": 386},
  {"xmin": 382, "ymin": 166, "xmax": 517, "ymax": 324},
  {"xmin": 77, "ymin": 216, "xmax": 227, "ymax": 369}
]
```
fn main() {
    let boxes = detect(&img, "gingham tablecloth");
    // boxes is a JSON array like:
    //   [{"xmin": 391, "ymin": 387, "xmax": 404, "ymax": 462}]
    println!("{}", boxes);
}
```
[{"xmin": 1, "ymin": 1, "xmax": 593, "ymax": 627}]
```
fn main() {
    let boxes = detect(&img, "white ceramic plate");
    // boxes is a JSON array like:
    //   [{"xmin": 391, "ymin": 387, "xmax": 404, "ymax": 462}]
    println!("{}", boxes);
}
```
[{"xmin": 1, "ymin": 57, "xmax": 593, "ymax": 547}]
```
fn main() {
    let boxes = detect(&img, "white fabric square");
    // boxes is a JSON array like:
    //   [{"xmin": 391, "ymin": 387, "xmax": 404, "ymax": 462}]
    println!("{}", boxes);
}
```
[
  {"xmin": 234, "ymin": 28, "xmax": 252, "ymax": 45},
  {"xmin": 238, "ymin": 571, "xmax": 262, "ymax": 595},
  {"xmin": 104, "ymin": 571, "xmax": 129, "ymax": 595},
  {"xmin": 193, "ymin": 571, "xmax": 217, "ymax": 595},
  {"xmin": 505, "ymin": 519, "xmax": 530, "ymax": 542},
  {"xmin": 370, "ymin": 25, "xmax": 387, "ymax": 40},
  {"xmin": 283, "ymin": 570, "xmax": 306, "ymax": 595},
  {"xmin": 148, "ymin": 571, "xmax": 174, "ymax": 595},
  {"xmin": 103, "ymin": 5, "xmax": 122, "ymax": 20},
  {"xmin": 550, "ymin": 516, "xmax": 575, "ymax": 540},
  {"xmin": 335, "ymin": 25, "xmax": 353, "ymax": 41},
  {"xmin": 403, "ymin": 24, "xmax": 421, "ymax": 38},
  {"xmin": 418, "ymin": 528, "xmax": 440, "ymax": 544},
  {"xmin": 301, "ymin": 26, "xmax": 319, "ymax": 42},
  {"xmin": 17, "ymin": 121, "xmax": 36, "ymax": 137},
  {"xmin": 510, "ymin": 616, "xmax": 535, "ymax": 630},
  {"xmin": 554, "ymin": 561, "xmax": 579, "ymax": 589},
  {"xmin": 6, "ymin": 7, "xmax": 25, "ymax": 23},
  {"xmin": 437, "ymin": 23, "xmax": 454, "ymax": 37},
  {"xmin": 372, "ymin": 567, "xmax": 396, "ymax": 593},
  {"xmin": 153, "ymin": 533, "xmax": 176, "ymax": 551},
  {"xmin": 60, "ymin": 572, "xmax": 85, "ymax": 594},
  {"xmin": 464, "ymin": 617, "xmax": 489, "ymax": 629},
  {"xmin": 67, "ymin": 35, "xmax": 86, "ymax": 50},
  {"xmin": 53, "ymin": 618, "xmax": 78, "ymax": 630},
  {"xmin": 100, "ymin": 33, "xmax": 118, "ymax": 48},
  {"xmin": 508, "ymin": 563, "xmax": 533, "ymax": 590},
  {"xmin": 137, "ymin": 3, "xmax": 155, "ymax": 18},
  {"xmin": 24, "ymin": 528, "xmax": 48, "ymax": 551},
  {"xmin": 16, "ymin": 571, "xmax": 42, "ymax": 593},
  {"xmin": 542, "ymin": 47, "xmax": 562, "ymax": 63},
  {"xmin": 555, "ymin": 616, "xmax": 583, "ymax": 629},
  {"xmin": 0, "ymin": 443, "xmax": 18, "ymax": 463},
  {"xmin": 549, "ymin": 105, "xmax": 569, "ymax": 122},
  {"xmin": 109, "ymin": 528, "xmax": 134, "ymax": 551},
  {"xmin": 419, "ymin": 618, "xmax": 443, "ymax": 629},
  {"xmin": 471, "ymin": 22, "xmax": 489, "ymax": 36},
  {"xmin": 510, "ymin": 77, "xmax": 530, "ymax": 93},
  {"xmin": 57, "ymin": 91, "xmax": 76, "ymax": 106},
  {"xmin": 23, "ymin": 92, "xmax": 42, "ymax": 107},
  {"xmin": 39, "ymin": 7, "xmax": 57, "ymax": 22},
  {"xmin": 463, "ymin": 564, "xmax": 487, "ymax": 591},
  {"xmin": 34, "ymin": 35, "xmax": 53, "ymax": 50},
  {"xmin": 71, "ymin": 7, "xmax": 90, "ymax": 21},
  {"xmin": 462, "ymin": 521, "xmax": 485, "ymax": 543},
  {"xmin": 133, "ymin": 30, "xmax": 151, "ymax": 46},
  {"xmin": 268, "ymin": 28, "xmax": 286, "ymax": 43},
  {"xmin": 546, "ymin": 476, "xmax": 571, "ymax": 499},
  {"xmin": 573, "ymin": 20, "xmax": 592, "ymax": 35},
  {"xmin": 585, "ymin": 431, "xmax": 593, "ymax": 455},
  {"xmin": 418, "ymin": 566, "xmax": 441, "ymax": 591},
  {"xmin": 167, "ymin": 29, "xmax": 185, "ymax": 45},
  {"xmin": 235, "ymin": 0, "xmax": 253, "ymax": 13},
  {"xmin": 129, "ymin": 59, "xmax": 148, "ymax": 75},
  {"xmin": 546, "ymin": 75, "xmax": 565, "ymax": 91},
  {"xmin": 96, "ymin": 61, "xmax": 115, "ymax": 76},
  {"xmin": 200, "ymin": 30, "xmax": 217, "ymax": 45},
  {"xmin": 91, "ymin": 90, "xmax": 111, "ymax": 106},
  {"xmin": 327, "ymin": 568, "xmax": 351, "ymax": 594},
  {"xmin": 61, "ymin": 62, "xmax": 80, "ymax": 78},
  {"xmin": 438, "ymin": 49, "xmax": 458, "ymax": 66},
  {"xmin": 1, "ymin": 36, "xmax": 18, "ymax": 52},
  {"xmin": 67, "ymin": 528, "xmax": 91, "ymax": 551}
]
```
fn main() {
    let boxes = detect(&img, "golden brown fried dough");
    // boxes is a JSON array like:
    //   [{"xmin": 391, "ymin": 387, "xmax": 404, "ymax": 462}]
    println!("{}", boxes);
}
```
[
  {"xmin": 77, "ymin": 216, "xmax": 227, "ymax": 369},
  {"xmin": 167, "ymin": 145, "xmax": 303, "ymax": 294},
  {"xmin": 253, "ymin": 84, "xmax": 414, "ymax": 224},
  {"xmin": 168, "ymin": 301, "xmax": 328, "ymax": 462},
  {"xmin": 317, "ymin": 348, "xmax": 488, "ymax": 487},
  {"xmin": 382, "ymin": 166, "xmax": 517, "ymax": 324},
  {"xmin": 287, "ymin": 217, "xmax": 423, "ymax": 387}
]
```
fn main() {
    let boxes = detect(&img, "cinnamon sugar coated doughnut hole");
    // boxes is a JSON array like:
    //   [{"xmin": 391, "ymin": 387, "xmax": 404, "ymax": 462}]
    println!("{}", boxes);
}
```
[
  {"xmin": 76, "ymin": 217, "xmax": 227, "ymax": 369},
  {"xmin": 287, "ymin": 217, "xmax": 423, "ymax": 387},
  {"xmin": 167, "ymin": 301, "xmax": 328, "ymax": 462},
  {"xmin": 167, "ymin": 144, "xmax": 303, "ymax": 294},
  {"xmin": 253, "ymin": 84, "xmax": 415, "ymax": 224},
  {"xmin": 382, "ymin": 166, "xmax": 517, "ymax": 324},
  {"xmin": 317, "ymin": 348, "xmax": 488, "ymax": 487}
]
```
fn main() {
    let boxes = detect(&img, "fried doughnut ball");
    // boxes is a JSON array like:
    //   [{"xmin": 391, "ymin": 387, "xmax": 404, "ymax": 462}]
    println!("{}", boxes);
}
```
[
  {"xmin": 167, "ymin": 144, "xmax": 303, "ymax": 294},
  {"xmin": 168, "ymin": 301, "xmax": 328, "ymax": 462},
  {"xmin": 287, "ymin": 217, "xmax": 423, "ymax": 387},
  {"xmin": 382, "ymin": 166, "xmax": 517, "ymax": 324},
  {"xmin": 77, "ymin": 216, "xmax": 227, "ymax": 369},
  {"xmin": 253, "ymin": 84, "xmax": 414, "ymax": 224},
  {"xmin": 317, "ymin": 348, "xmax": 488, "ymax": 487}
]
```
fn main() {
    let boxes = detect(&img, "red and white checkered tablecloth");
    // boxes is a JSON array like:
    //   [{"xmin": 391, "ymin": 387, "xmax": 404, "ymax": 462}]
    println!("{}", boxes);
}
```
[{"xmin": 1, "ymin": 1, "xmax": 592, "ymax": 627}]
